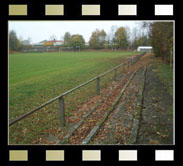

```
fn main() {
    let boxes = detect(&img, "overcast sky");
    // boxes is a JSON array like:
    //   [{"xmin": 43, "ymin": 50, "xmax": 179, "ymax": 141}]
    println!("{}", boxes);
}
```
[{"xmin": 9, "ymin": 21, "xmax": 144, "ymax": 43}]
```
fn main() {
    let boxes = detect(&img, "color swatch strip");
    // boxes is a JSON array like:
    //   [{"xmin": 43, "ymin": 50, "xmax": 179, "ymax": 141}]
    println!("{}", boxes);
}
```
[
  {"xmin": 155, "ymin": 150, "xmax": 174, "ymax": 161},
  {"xmin": 9, "ymin": 150, "xmax": 28, "ymax": 161},
  {"xmin": 118, "ymin": 5, "xmax": 137, "ymax": 15},
  {"xmin": 45, "ymin": 5, "xmax": 64, "ymax": 15},
  {"xmin": 46, "ymin": 150, "xmax": 64, "ymax": 161},
  {"xmin": 9, "ymin": 5, "xmax": 27, "ymax": 15},
  {"xmin": 155, "ymin": 5, "xmax": 173, "ymax": 15},
  {"xmin": 8, "ymin": 150, "xmax": 175, "ymax": 161},
  {"xmin": 119, "ymin": 150, "xmax": 137, "ymax": 161},
  {"xmin": 82, "ymin": 150, "xmax": 101, "ymax": 161},
  {"xmin": 82, "ymin": 5, "xmax": 100, "ymax": 15},
  {"xmin": 8, "ymin": 4, "xmax": 174, "ymax": 16}
]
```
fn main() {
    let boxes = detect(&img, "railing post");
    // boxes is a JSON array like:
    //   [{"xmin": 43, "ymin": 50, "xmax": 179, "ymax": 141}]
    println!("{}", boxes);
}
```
[
  {"xmin": 123, "ymin": 64, "xmax": 125, "ymax": 72},
  {"xmin": 58, "ymin": 96, "xmax": 65, "ymax": 128},
  {"xmin": 114, "ymin": 68, "xmax": 117, "ymax": 81},
  {"xmin": 129, "ymin": 59, "xmax": 131, "ymax": 67},
  {"xmin": 96, "ymin": 77, "xmax": 100, "ymax": 95}
]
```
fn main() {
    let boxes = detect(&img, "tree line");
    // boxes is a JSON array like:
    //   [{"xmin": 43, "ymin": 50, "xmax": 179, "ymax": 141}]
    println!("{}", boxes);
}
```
[
  {"xmin": 9, "ymin": 22, "xmax": 174, "ymax": 65},
  {"xmin": 9, "ymin": 25, "xmax": 152, "ymax": 51},
  {"xmin": 150, "ymin": 22, "xmax": 173, "ymax": 65},
  {"xmin": 139, "ymin": 21, "xmax": 173, "ymax": 65}
]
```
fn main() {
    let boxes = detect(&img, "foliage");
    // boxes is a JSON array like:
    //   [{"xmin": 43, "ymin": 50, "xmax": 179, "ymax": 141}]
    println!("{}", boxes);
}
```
[
  {"xmin": 70, "ymin": 34, "xmax": 85, "ymax": 49},
  {"xmin": 63, "ymin": 32, "xmax": 71, "ymax": 47},
  {"xmin": 131, "ymin": 35, "xmax": 151, "ymax": 49},
  {"xmin": 9, "ymin": 30, "xmax": 20, "ymax": 51},
  {"xmin": 89, "ymin": 29, "xmax": 107, "ymax": 49},
  {"xmin": 155, "ymin": 62, "xmax": 173, "ymax": 97},
  {"xmin": 150, "ymin": 22, "xmax": 173, "ymax": 64},
  {"xmin": 19, "ymin": 38, "xmax": 32, "ymax": 51},
  {"xmin": 114, "ymin": 27, "xmax": 129, "ymax": 49}
]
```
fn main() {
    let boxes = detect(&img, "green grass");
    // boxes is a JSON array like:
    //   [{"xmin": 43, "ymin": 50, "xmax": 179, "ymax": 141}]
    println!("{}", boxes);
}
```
[
  {"xmin": 153, "ymin": 60, "xmax": 173, "ymax": 118},
  {"xmin": 157, "ymin": 64, "xmax": 173, "ymax": 117},
  {"xmin": 9, "ymin": 51, "xmax": 138, "ymax": 144},
  {"xmin": 155, "ymin": 63, "xmax": 173, "ymax": 98}
]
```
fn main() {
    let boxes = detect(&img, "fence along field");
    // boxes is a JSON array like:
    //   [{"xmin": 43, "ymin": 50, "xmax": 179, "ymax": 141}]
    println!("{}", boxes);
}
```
[{"xmin": 9, "ymin": 51, "xmax": 141, "ymax": 144}]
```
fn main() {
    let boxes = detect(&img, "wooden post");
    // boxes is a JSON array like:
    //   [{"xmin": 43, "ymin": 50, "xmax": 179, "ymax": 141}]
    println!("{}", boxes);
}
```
[
  {"xmin": 58, "ymin": 96, "xmax": 65, "ymax": 128},
  {"xmin": 96, "ymin": 77, "xmax": 100, "ymax": 95},
  {"xmin": 114, "ymin": 69, "xmax": 117, "ymax": 81},
  {"xmin": 129, "ymin": 59, "xmax": 131, "ymax": 67}
]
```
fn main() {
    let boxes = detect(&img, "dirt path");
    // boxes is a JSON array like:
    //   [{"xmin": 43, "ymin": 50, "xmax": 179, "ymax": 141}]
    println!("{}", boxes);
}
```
[{"xmin": 136, "ymin": 60, "xmax": 173, "ymax": 145}]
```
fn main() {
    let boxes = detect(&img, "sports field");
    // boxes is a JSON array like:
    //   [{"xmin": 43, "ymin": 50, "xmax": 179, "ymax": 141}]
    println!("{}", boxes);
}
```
[{"xmin": 9, "ymin": 51, "xmax": 139, "ymax": 144}]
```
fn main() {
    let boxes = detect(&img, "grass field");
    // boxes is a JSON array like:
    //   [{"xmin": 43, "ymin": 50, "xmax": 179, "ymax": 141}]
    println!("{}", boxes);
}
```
[
  {"xmin": 153, "ymin": 59, "xmax": 173, "ymax": 117},
  {"xmin": 9, "ymin": 51, "xmax": 139, "ymax": 144}
]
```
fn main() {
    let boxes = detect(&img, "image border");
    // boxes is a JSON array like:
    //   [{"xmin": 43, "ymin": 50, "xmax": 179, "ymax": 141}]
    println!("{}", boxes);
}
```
[{"xmin": 8, "ymin": 20, "xmax": 175, "ymax": 146}]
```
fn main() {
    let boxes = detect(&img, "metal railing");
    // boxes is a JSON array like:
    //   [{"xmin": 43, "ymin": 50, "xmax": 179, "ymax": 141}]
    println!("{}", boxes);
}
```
[{"xmin": 9, "ymin": 52, "xmax": 145, "ymax": 128}]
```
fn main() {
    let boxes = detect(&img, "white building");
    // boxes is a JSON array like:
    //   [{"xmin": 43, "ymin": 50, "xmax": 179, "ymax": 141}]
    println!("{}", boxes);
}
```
[{"xmin": 137, "ymin": 46, "xmax": 152, "ymax": 52}]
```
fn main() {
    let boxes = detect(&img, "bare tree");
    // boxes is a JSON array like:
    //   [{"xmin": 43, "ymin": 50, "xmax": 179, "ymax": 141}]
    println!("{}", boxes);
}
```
[
  {"xmin": 49, "ymin": 35, "xmax": 57, "ymax": 41},
  {"xmin": 109, "ymin": 25, "xmax": 118, "ymax": 50}
]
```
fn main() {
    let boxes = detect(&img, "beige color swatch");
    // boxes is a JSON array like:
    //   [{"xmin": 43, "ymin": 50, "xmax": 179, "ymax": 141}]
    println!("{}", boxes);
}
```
[
  {"xmin": 46, "ymin": 150, "xmax": 64, "ymax": 161},
  {"xmin": 118, "ymin": 5, "xmax": 137, "ymax": 15},
  {"xmin": 45, "ymin": 5, "xmax": 64, "ymax": 15},
  {"xmin": 82, "ymin": 150, "xmax": 101, "ymax": 161},
  {"xmin": 82, "ymin": 5, "xmax": 100, "ymax": 15},
  {"xmin": 9, "ymin": 150, "xmax": 28, "ymax": 161},
  {"xmin": 9, "ymin": 5, "xmax": 27, "ymax": 16},
  {"xmin": 119, "ymin": 150, "xmax": 137, "ymax": 161}
]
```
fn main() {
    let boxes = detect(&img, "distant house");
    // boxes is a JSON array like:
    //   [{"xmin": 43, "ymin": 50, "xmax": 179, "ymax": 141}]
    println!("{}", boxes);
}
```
[
  {"xmin": 44, "ymin": 40, "xmax": 63, "ymax": 46},
  {"xmin": 30, "ymin": 39, "xmax": 63, "ymax": 52},
  {"xmin": 137, "ymin": 46, "xmax": 152, "ymax": 52}
]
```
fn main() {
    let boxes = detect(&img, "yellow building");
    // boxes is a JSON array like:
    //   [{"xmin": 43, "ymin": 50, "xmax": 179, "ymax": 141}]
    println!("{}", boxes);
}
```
[{"xmin": 44, "ymin": 41, "xmax": 54, "ymax": 46}]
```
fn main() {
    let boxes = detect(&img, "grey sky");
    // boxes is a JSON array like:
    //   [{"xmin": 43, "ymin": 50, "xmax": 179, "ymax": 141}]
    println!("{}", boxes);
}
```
[{"xmin": 9, "ymin": 21, "xmax": 143, "ymax": 43}]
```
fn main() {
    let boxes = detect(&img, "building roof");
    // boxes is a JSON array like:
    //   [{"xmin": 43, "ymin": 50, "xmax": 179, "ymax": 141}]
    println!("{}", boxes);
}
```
[{"xmin": 47, "ymin": 40, "xmax": 63, "ymax": 42}]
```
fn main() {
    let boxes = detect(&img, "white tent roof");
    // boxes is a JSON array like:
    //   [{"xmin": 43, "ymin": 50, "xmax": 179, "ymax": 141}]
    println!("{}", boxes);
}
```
[{"xmin": 137, "ymin": 46, "xmax": 152, "ymax": 49}]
